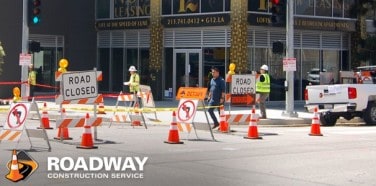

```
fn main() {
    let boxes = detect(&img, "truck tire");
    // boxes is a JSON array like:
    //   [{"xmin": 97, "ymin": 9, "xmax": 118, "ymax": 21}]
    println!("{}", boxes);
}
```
[
  {"xmin": 364, "ymin": 102, "xmax": 376, "ymax": 125},
  {"xmin": 319, "ymin": 112, "xmax": 337, "ymax": 126}
]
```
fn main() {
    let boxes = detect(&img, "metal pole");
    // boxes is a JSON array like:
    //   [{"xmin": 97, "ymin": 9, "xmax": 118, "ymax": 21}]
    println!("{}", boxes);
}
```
[
  {"xmin": 21, "ymin": 0, "xmax": 29, "ymax": 100},
  {"xmin": 282, "ymin": 0, "xmax": 298, "ymax": 117}
]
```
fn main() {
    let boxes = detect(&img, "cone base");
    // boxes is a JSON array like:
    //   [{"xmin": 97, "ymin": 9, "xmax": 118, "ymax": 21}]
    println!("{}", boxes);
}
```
[
  {"xmin": 164, "ymin": 141, "xmax": 184, "ymax": 144},
  {"xmin": 131, "ymin": 122, "xmax": 142, "ymax": 126},
  {"xmin": 76, "ymin": 145, "xmax": 98, "ymax": 149},
  {"xmin": 54, "ymin": 137, "xmax": 73, "ymax": 140},
  {"xmin": 37, "ymin": 127, "xmax": 53, "ymax": 129},
  {"xmin": 6, "ymin": 172, "xmax": 24, "ymax": 182},
  {"xmin": 244, "ymin": 136, "xmax": 263, "ymax": 139},
  {"xmin": 309, "ymin": 133, "xmax": 323, "ymax": 136}
]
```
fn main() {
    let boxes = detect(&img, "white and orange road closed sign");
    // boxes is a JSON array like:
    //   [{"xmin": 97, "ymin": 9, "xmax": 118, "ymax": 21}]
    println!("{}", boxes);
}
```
[
  {"xmin": 62, "ymin": 71, "xmax": 98, "ymax": 101},
  {"xmin": 231, "ymin": 74, "xmax": 256, "ymax": 95}
]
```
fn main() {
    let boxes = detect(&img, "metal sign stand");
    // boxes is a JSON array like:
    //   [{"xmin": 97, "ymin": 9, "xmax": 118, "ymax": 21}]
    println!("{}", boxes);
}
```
[
  {"xmin": 0, "ymin": 98, "xmax": 51, "ymax": 151},
  {"xmin": 110, "ymin": 91, "xmax": 147, "ymax": 129}
]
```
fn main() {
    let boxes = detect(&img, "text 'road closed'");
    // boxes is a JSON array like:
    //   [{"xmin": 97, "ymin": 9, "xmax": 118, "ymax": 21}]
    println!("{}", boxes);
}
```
[{"xmin": 62, "ymin": 71, "xmax": 98, "ymax": 100}]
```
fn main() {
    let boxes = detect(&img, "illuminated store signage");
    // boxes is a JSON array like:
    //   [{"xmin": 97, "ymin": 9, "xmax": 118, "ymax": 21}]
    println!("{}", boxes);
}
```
[
  {"xmin": 96, "ymin": 18, "xmax": 150, "ymax": 30},
  {"xmin": 248, "ymin": 13, "xmax": 356, "ymax": 32},
  {"xmin": 161, "ymin": 14, "xmax": 230, "ymax": 27}
]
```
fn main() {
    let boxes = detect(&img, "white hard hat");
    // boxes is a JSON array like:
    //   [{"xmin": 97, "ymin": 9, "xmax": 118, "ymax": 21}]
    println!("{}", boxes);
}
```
[
  {"xmin": 128, "ymin": 66, "xmax": 137, "ymax": 71},
  {"xmin": 260, "ymin": 65, "xmax": 268, "ymax": 71}
]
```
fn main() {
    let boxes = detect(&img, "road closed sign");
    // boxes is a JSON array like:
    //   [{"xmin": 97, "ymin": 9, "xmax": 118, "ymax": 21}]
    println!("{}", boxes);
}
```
[
  {"xmin": 231, "ymin": 74, "xmax": 256, "ymax": 94},
  {"xmin": 62, "ymin": 71, "xmax": 98, "ymax": 100}
]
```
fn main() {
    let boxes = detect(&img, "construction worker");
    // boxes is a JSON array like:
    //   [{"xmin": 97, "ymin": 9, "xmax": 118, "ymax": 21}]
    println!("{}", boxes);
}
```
[
  {"xmin": 28, "ymin": 64, "xmax": 37, "ymax": 101},
  {"xmin": 256, "ymin": 64, "xmax": 270, "ymax": 119},
  {"xmin": 124, "ymin": 65, "xmax": 140, "ymax": 107}
]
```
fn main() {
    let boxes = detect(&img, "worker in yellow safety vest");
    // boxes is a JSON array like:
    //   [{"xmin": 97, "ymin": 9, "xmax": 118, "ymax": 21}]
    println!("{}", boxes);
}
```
[
  {"xmin": 28, "ymin": 64, "xmax": 37, "ymax": 101},
  {"xmin": 256, "ymin": 64, "xmax": 270, "ymax": 119},
  {"xmin": 124, "ymin": 65, "xmax": 140, "ymax": 107}
]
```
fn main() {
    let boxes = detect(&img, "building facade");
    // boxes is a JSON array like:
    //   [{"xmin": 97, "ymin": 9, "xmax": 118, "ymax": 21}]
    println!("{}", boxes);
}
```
[
  {"xmin": 95, "ymin": 0, "xmax": 362, "ymax": 101},
  {"xmin": 1, "ymin": 0, "xmax": 375, "ymax": 101}
]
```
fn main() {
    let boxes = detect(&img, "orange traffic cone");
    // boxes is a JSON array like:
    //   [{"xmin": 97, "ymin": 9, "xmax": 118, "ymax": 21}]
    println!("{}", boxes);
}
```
[
  {"xmin": 219, "ymin": 105, "xmax": 229, "ymax": 133},
  {"xmin": 38, "ymin": 102, "xmax": 53, "ymax": 129},
  {"xmin": 164, "ymin": 111, "xmax": 184, "ymax": 144},
  {"xmin": 6, "ymin": 150, "xmax": 24, "ymax": 182},
  {"xmin": 54, "ymin": 108, "xmax": 72, "ymax": 140},
  {"xmin": 97, "ymin": 97, "xmax": 106, "ymax": 114},
  {"xmin": 77, "ymin": 113, "xmax": 98, "ymax": 149},
  {"xmin": 131, "ymin": 102, "xmax": 142, "ymax": 126},
  {"xmin": 309, "ymin": 107, "xmax": 323, "ymax": 136},
  {"xmin": 244, "ymin": 106, "xmax": 262, "ymax": 139}
]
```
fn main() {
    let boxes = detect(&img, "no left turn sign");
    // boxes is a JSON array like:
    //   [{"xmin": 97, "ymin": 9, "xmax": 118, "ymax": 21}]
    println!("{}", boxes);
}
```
[{"xmin": 6, "ymin": 103, "xmax": 29, "ymax": 130}]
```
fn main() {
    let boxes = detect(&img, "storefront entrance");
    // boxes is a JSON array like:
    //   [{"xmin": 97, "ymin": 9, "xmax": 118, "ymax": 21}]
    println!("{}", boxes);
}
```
[{"xmin": 173, "ymin": 49, "xmax": 203, "ymax": 97}]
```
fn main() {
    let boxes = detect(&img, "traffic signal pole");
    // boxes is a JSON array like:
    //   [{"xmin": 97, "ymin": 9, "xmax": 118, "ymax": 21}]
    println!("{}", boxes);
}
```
[
  {"xmin": 282, "ymin": 0, "xmax": 298, "ymax": 117},
  {"xmin": 21, "ymin": 0, "xmax": 30, "ymax": 100}
]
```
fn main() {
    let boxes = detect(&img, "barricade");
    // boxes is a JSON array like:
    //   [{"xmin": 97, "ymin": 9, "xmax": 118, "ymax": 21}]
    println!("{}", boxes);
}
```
[
  {"xmin": 109, "ymin": 89, "xmax": 152, "ymax": 129},
  {"xmin": 225, "ymin": 113, "xmax": 251, "ymax": 125},
  {"xmin": 55, "ymin": 69, "xmax": 103, "ymax": 142},
  {"xmin": 0, "ymin": 100, "xmax": 51, "ymax": 151}
]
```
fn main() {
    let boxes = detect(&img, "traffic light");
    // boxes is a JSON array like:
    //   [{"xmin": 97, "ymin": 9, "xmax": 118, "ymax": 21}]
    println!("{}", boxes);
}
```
[
  {"xmin": 29, "ymin": 40, "xmax": 41, "ymax": 53},
  {"xmin": 272, "ymin": 41, "xmax": 284, "ymax": 54},
  {"xmin": 28, "ymin": 0, "xmax": 41, "ymax": 26},
  {"xmin": 270, "ymin": 0, "xmax": 286, "ymax": 26}
]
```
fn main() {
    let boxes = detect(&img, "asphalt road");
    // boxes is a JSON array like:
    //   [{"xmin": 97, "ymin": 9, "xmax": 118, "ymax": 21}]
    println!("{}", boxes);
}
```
[{"xmin": 0, "ymin": 107, "xmax": 375, "ymax": 186}]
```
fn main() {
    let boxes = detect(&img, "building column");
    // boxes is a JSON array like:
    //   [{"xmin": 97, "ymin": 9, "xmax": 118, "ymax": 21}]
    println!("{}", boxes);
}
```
[
  {"xmin": 150, "ymin": 0, "xmax": 163, "ymax": 100},
  {"xmin": 230, "ymin": 0, "xmax": 248, "ymax": 73}
]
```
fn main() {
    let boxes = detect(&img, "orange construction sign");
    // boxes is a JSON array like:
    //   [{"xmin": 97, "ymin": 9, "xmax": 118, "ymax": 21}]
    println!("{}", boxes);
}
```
[
  {"xmin": 231, "ymin": 94, "xmax": 255, "ymax": 106},
  {"xmin": 176, "ymin": 87, "xmax": 207, "ymax": 100}
]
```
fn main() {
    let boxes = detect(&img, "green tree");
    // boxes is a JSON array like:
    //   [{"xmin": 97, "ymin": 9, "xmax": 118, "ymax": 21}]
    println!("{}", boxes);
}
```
[
  {"xmin": 0, "ymin": 41, "xmax": 5, "ymax": 76},
  {"xmin": 350, "ymin": 0, "xmax": 376, "ymax": 68}
]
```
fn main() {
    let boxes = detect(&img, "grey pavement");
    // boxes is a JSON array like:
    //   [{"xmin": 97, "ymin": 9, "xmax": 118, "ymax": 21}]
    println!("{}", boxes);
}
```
[{"xmin": 0, "ymin": 98, "xmax": 371, "ymax": 185}]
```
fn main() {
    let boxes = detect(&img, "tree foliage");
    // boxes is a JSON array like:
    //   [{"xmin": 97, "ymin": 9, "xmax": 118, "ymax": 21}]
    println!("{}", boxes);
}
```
[{"xmin": 0, "ymin": 41, "xmax": 5, "ymax": 76}]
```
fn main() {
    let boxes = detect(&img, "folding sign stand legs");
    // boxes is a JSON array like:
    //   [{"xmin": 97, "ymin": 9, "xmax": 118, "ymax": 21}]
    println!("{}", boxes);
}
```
[{"xmin": 202, "ymin": 101, "xmax": 216, "ymax": 141}]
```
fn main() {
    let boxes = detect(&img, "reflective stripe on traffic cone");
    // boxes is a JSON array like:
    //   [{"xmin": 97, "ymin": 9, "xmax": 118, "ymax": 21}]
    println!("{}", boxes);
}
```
[
  {"xmin": 97, "ymin": 97, "xmax": 106, "ymax": 114},
  {"xmin": 131, "ymin": 102, "xmax": 142, "ymax": 126},
  {"xmin": 164, "ymin": 111, "xmax": 184, "ymax": 144},
  {"xmin": 77, "ymin": 113, "xmax": 98, "ymax": 149},
  {"xmin": 219, "ymin": 105, "xmax": 229, "ymax": 133},
  {"xmin": 38, "ymin": 102, "xmax": 53, "ymax": 129},
  {"xmin": 54, "ymin": 108, "xmax": 72, "ymax": 140},
  {"xmin": 244, "ymin": 106, "xmax": 262, "ymax": 139},
  {"xmin": 309, "ymin": 107, "xmax": 323, "ymax": 136},
  {"xmin": 6, "ymin": 150, "xmax": 24, "ymax": 182}
]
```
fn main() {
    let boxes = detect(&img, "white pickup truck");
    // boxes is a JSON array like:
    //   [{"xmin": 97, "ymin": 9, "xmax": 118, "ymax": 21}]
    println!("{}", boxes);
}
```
[
  {"xmin": 305, "ymin": 84, "xmax": 376, "ymax": 126},
  {"xmin": 305, "ymin": 67, "xmax": 376, "ymax": 126}
]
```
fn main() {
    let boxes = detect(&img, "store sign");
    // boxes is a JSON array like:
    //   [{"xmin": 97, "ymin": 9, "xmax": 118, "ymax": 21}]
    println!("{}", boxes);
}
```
[
  {"xmin": 96, "ymin": 18, "xmax": 150, "ymax": 30},
  {"xmin": 162, "ymin": 14, "xmax": 230, "ymax": 28},
  {"xmin": 248, "ymin": 13, "xmax": 356, "ymax": 32},
  {"xmin": 114, "ymin": 0, "xmax": 150, "ymax": 18}
]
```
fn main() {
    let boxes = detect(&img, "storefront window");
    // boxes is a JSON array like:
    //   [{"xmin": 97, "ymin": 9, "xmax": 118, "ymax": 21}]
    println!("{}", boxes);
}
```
[
  {"xmin": 295, "ymin": 0, "xmax": 314, "ymax": 16},
  {"xmin": 344, "ymin": 0, "xmax": 356, "ymax": 18},
  {"xmin": 139, "ymin": 49, "xmax": 150, "ymax": 85},
  {"xmin": 98, "ymin": 48, "xmax": 110, "ymax": 91},
  {"xmin": 316, "ymin": 0, "xmax": 332, "ymax": 17},
  {"xmin": 333, "ymin": 0, "xmax": 343, "ymax": 17},
  {"xmin": 323, "ymin": 50, "xmax": 340, "ymax": 83},
  {"xmin": 96, "ymin": 0, "xmax": 110, "ymax": 19},
  {"xmin": 112, "ymin": 48, "xmax": 124, "ymax": 92},
  {"xmin": 162, "ymin": 0, "xmax": 230, "ymax": 15},
  {"xmin": 248, "ymin": 0, "xmax": 269, "ymax": 13}
]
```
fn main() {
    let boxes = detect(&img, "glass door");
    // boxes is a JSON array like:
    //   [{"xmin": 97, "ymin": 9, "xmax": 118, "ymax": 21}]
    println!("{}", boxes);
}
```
[{"xmin": 173, "ymin": 49, "xmax": 202, "ymax": 98}]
